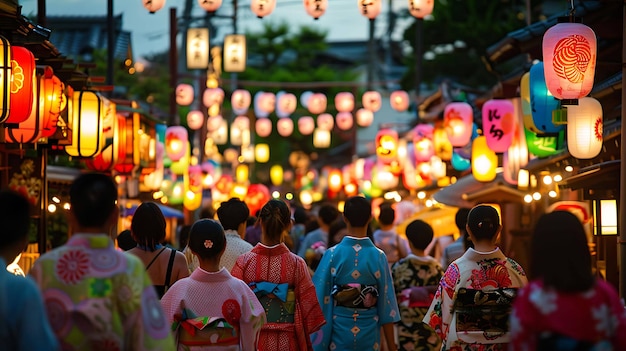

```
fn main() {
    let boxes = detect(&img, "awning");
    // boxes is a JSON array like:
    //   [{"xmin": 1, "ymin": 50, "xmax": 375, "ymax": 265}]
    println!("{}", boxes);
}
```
[
  {"xmin": 122, "ymin": 203, "xmax": 184, "ymax": 219},
  {"xmin": 433, "ymin": 173, "xmax": 526, "ymax": 208}
]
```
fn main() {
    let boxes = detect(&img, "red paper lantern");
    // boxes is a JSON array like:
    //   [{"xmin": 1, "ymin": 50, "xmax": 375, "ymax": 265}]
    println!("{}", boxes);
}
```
[
  {"xmin": 245, "ymin": 184, "xmax": 271, "ymax": 215},
  {"xmin": 542, "ymin": 21, "xmax": 596, "ymax": 103},
  {"xmin": 390, "ymin": 90, "xmax": 409, "ymax": 112},
  {"xmin": 304, "ymin": 0, "xmax": 327, "ymax": 19},
  {"xmin": 444, "ymin": 102, "xmax": 472, "ymax": 147},
  {"xmin": 358, "ymin": 0, "xmax": 382, "ymax": 19},
  {"xmin": 231, "ymin": 89, "xmax": 251, "ymax": 115},
  {"xmin": 0, "ymin": 35, "xmax": 11, "ymax": 123},
  {"xmin": 4, "ymin": 73, "xmax": 44, "ymax": 144},
  {"xmin": 482, "ymin": 99, "xmax": 515, "ymax": 153},
  {"xmin": 335, "ymin": 92, "xmax": 355, "ymax": 113},
  {"xmin": 362, "ymin": 91, "xmax": 382, "ymax": 112},
  {"xmin": 40, "ymin": 71, "xmax": 66, "ymax": 138},
  {"xmin": 336, "ymin": 112, "xmax": 353, "ymax": 130},
  {"xmin": 8, "ymin": 46, "xmax": 35, "ymax": 124}
]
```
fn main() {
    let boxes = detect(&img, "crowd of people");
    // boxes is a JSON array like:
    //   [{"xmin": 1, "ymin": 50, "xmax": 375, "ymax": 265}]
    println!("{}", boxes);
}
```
[{"xmin": 1, "ymin": 171, "xmax": 625, "ymax": 350}]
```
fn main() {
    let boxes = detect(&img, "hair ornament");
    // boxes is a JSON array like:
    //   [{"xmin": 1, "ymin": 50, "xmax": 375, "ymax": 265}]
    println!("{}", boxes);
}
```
[{"xmin": 204, "ymin": 239, "xmax": 213, "ymax": 248}]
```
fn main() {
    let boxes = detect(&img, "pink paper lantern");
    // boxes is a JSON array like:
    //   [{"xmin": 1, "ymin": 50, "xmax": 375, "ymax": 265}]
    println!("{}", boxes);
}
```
[
  {"xmin": 250, "ymin": 0, "xmax": 276, "ymax": 18},
  {"xmin": 444, "ymin": 102, "xmax": 473, "ymax": 147},
  {"xmin": 256, "ymin": 118, "xmax": 273, "ymax": 137},
  {"xmin": 187, "ymin": 110, "xmax": 204, "ymax": 130},
  {"xmin": 408, "ymin": 0, "xmax": 434, "ymax": 18},
  {"xmin": 362, "ymin": 90, "xmax": 382, "ymax": 112},
  {"xmin": 308, "ymin": 93, "xmax": 327, "ymax": 115},
  {"xmin": 165, "ymin": 126, "xmax": 188, "ymax": 161},
  {"xmin": 375, "ymin": 129, "xmax": 398, "ymax": 164},
  {"xmin": 390, "ymin": 90, "xmax": 409, "ymax": 112},
  {"xmin": 335, "ymin": 92, "xmax": 355, "ymax": 113},
  {"xmin": 358, "ymin": 0, "xmax": 382, "ymax": 20},
  {"xmin": 542, "ymin": 21, "xmax": 597, "ymax": 103},
  {"xmin": 206, "ymin": 115, "xmax": 224, "ymax": 132},
  {"xmin": 304, "ymin": 0, "xmax": 328, "ymax": 19},
  {"xmin": 276, "ymin": 92, "xmax": 297, "ymax": 118},
  {"xmin": 197, "ymin": 0, "xmax": 222, "ymax": 12},
  {"xmin": 356, "ymin": 108, "xmax": 373, "ymax": 127},
  {"xmin": 482, "ymin": 99, "xmax": 515, "ymax": 153},
  {"xmin": 231, "ymin": 89, "xmax": 251, "ymax": 115},
  {"xmin": 298, "ymin": 116, "xmax": 315, "ymax": 135},
  {"xmin": 317, "ymin": 113, "xmax": 334, "ymax": 131},
  {"xmin": 336, "ymin": 112, "xmax": 353, "ymax": 130},
  {"xmin": 413, "ymin": 124, "xmax": 434, "ymax": 162},
  {"xmin": 143, "ymin": 0, "xmax": 165, "ymax": 13},
  {"xmin": 202, "ymin": 87, "xmax": 224, "ymax": 107},
  {"xmin": 176, "ymin": 83, "xmax": 194, "ymax": 106},
  {"xmin": 277, "ymin": 118, "xmax": 294, "ymax": 137},
  {"xmin": 566, "ymin": 97, "xmax": 603, "ymax": 159}
]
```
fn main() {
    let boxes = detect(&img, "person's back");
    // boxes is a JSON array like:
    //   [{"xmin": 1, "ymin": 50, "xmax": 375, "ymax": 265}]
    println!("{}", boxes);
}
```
[
  {"xmin": 30, "ymin": 173, "xmax": 175, "ymax": 350},
  {"xmin": 372, "ymin": 204, "xmax": 409, "ymax": 266},
  {"xmin": 441, "ymin": 208, "xmax": 472, "ymax": 270},
  {"xmin": 297, "ymin": 203, "xmax": 340, "ymax": 259},
  {"xmin": 0, "ymin": 190, "xmax": 59, "ymax": 351},
  {"xmin": 509, "ymin": 211, "xmax": 626, "ymax": 351},
  {"xmin": 216, "ymin": 197, "xmax": 254, "ymax": 271}
]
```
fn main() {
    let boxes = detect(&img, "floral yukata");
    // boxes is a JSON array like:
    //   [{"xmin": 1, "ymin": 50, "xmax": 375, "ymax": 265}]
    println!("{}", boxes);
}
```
[
  {"xmin": 231, "ymin": 242, "xmax": 325, "ymax": 351},
  {"xmin": 29, "ymin": 233, "xmax": 175, "ymax": 351},
  {"xmin": 312, "ymin": 236, "xmax": 400, "ymax": 351},
  {"xmin": 423, "ymin": 247, "xmax": 527, "ymax": 351},
  {"xmin": 161, "ymin": 267, "xmax": 266, "ymax": 351},
  {"xmin": 391, "ymin": 254, "xmax": 444, "ymax": 351},
  {"xmin": 509, "ymin": 279, "xmax": 626, "ymax": 351}
]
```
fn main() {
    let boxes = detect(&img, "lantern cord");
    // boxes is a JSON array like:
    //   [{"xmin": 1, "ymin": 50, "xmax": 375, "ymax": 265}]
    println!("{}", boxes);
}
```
[{"xmin": 569, "ymin": 0, "xmax": 575, "ymax": 18}]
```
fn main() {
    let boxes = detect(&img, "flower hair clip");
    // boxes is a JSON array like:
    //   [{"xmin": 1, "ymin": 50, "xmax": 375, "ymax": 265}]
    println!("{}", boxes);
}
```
[{"xmin": 204, "ymin": 240, "xmax": 213, "ymax": 249}]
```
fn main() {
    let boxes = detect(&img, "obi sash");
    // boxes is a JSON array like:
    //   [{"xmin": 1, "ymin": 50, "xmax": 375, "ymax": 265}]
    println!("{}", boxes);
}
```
[
  {"xmin": 173, "ymin": 310, "xmax": 239, "ymax": 347},
  {"xmin": 249, "ymin": 281, "xmax": 295, "ymax": 323},
  {"xmin": 332, "ymin": 283, "xmax": 379, "ymax": 309}
]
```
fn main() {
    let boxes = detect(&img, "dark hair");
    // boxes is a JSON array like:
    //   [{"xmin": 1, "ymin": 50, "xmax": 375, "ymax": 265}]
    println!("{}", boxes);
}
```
[
  {"xmin": 531, "ymin": 211, "xmax": 594, "ymax": 292},
  {"xmin": 343, "ymin": 196, "xmax": 371, "ymax": 227},
  {"xmin": 178, "ymin": 224, "xmax": 192, "ymax": 249},
  {"xmin": 258, "ymin": 199, "xmax": 291, "ymax": 242},
  {"xmin": 466, "ymin": 205, "xmax": 500, "ymax": 241},
  {"xmin": 328, "ymin": 218, "xmax": 348, "ymax": 247},
  {"xmin": 217, "ymin": 198, "xmax": 250, "ymax": 231},
  {"xmin": 405, "ymin": 219, "xmax": 434, "ymax": 251},
  {"xmin": 378, "ymin": 204, "xmax": 395, "ymax": 226},
  {"xmin": 318, "ymin": 204, "xmax": 340, "ymax": 225},
  {"xmin": 188, "ymin": 219, "xmax": 226, "ymax": 260},
  {"xmin": 70, "ymin": 172, "xmax": 117, "ymax": 228},
  {"xmin": 0, "ymin": 190, "xmax": 31, "ymax": 247},
  {"xmin": 116, "ymin": 230, "xmax": 136, "ymax": 251},
  {"xmin": 293, "ymin": 206, "xmax": 308, "ymax": 224},
  {"xmin": 455, "ymin": 208, "xmax": 471, "ymax": 232},
  {"xmin": 131, "ymin": 202, "xmax": 167, "ymax": 250}
]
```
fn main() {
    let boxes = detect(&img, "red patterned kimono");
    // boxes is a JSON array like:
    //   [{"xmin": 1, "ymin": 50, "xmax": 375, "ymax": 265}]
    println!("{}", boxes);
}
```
[{"xmin": 232, "ymin": 242, "xmax": 325, "ymax": 351}]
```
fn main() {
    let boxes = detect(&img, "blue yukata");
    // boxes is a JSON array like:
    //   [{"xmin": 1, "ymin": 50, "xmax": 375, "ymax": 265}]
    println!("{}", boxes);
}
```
[{"xmin": 312, "ymin": 236, "xmax": 400, "ymax": 350}]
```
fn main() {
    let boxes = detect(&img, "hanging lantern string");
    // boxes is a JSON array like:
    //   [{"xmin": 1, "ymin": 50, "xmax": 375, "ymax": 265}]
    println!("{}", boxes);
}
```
[{"xmin": 569, "ymin": 0, "xmax": 576, "ymax": 20}]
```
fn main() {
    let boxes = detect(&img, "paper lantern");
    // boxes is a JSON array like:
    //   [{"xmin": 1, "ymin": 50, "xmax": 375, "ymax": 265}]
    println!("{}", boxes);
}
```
[
  {"xmin": 65, "ymin": 90, "xmax": 104, "ymax": 158},
  {"xmin": 503, "ymin": 98, "xmax": 529, "ymax": 185},
  {"xmin": 317, "ymin": 113, "xmax": 334, "ymax": 131},
  {"xmin": 304, "ymin": 0, "xmax": 327, "ymax": 19},
  {"xmin": 206, "ymin": 114, "xmax": 224, "ymax": 132},
  {"xmin": 5, "ymin": 74, "xmax": 43, "ymax": 144},
  {"xmin": 254, "ymin": 91, "xmax": 275, "ymax": 117},
  {"xmin": 372, "ymin": 162, "xmax": 398, "ymax": 190},
  {"xmin": 230, "ymin": 116, "xmax": 250, "ymax": 145},
  {"xmin": 250, "ymin": 0, "xmax": 276, "ymax": 18},
  {"xmin": 566, "ymin": 97, "xmax": 603, "ymax": 159},
  {"xmin": 208, "ymin": 117, "xmax": 228, "ymax": 145},
  {"xmin": 170, "ymin": 141, "xmax": 190, "ymax": 175},
  {"xmin": 482, "ymin": 99, "xmax": 515, "ymax": 153},
  {"xmin": 358, "ymin": 0, "xmax": 382, "ymax": 19},
  {"xmin": 231, "ymin": 89, "xmax": 251, "ymax": 115},
  {"xmin": 390, "ymin": 90, "xmax": 409, "ymax": 112},
  {"xmin": 451, "ymin": 150, "xmax": 471, "ymax": 171},
  {"xmin": 336, "ymin": 112, "xmax": 353, "ymax": 131},
  {"xmin": 430, "ymin": 156, "xmax": 446, "ymax": 180},
  {"xmin": 143, "ymin": 142, "xmax": 164, "ymax": 190},
  {"xmin": 8, "ymin": 46, "xmax": 35, "ymax": 124},
  {"xmin": 270, "ymin": 164, "xmax": 283, "ymax": 186},
  {"xmin": 520, "ymin": 71, "xmax": 535, "ymax": 131},
  {"xmin": 413, "ymin": 124, "xmax": 434, "ymax": 162},
  {"xmin": 276, "ymin": 92, "xmax": 297, "ymax": 118},
  {"xmin": 525, "ymin": 128, "xmax": 565, "ymax": 157},
  {"xmin": 529, "ymin": 61, "xmax": 563, "ymax": 134},
  {"xmin": 235, "ymin": 164, "xmax": 249, "ymax": 183},
  {"xmin": 356, "ymin": 108, "xmax": 373, "ymax": 127},
  {"xmin": 114, "ymin": 111, "xmax": 140, "ymax": 175},
  {"xmin": 308, "ymin": 93, "xmax": 327, "ymax": 115},
  {"xmin": 176, "ymin": 83, "xmax": 194, "ymax": 106},
  {"xmin": 223, "ymin": 34, "xmax": 247, "ymax": 72},
  {"xmin": 433, "ymin": 126, "xmax": 452, "ymax": 160},
  {"xmin": 203, "ymin": 87, "xmax": 224, "ymax": 108},
  {"xmin": 197, "ymin": 0, "xmax": 222, "ymax": 12},
  {"xmin": 186, "ymin": 110, "xmax": 204, "ymax": 130},
  {"xmin": 277, "ymin": 118, "xmax": 294, "ymax": 137},
  {"xmin": 143, "ymin": 0, "xmax": 166, "ymax": 13},
  {"xmin": 542, "ymin": 21, "xmax": 597, "ymax": 103},
  {"xmin": 472, "ymin": 136, "xmax": 497, "ymax": 182},
  {"xmin": 186, "ymin": 27, "xmax": 209, "ymax": 69},
  {"xmin": 444, "ymin": 102, "xmax": 473, "ymax": 147},
  {"xmin": 328, "ymin": 168, "xmax": 343, "ymax": 193},
  {"xmin": 165, "ymin": 126, "xmax": 188, "ymax": 161},
  {"xmin": 375, "ymin": 129, "xmax": 398, "ymax": 164},
  {"xmin": 362, "ymin": 91, "xmax": 382, "ymax": 112},
  {"xmin": 298, "ymin": 116, "xmax": 315, "ymax": 135},
  {"xmin": 408, "ymin": 0, "xmax": 434, "ymax": 18},
  {"xmin": 313, "ymin": 128, "xmax": 331, "ymax": 148},
  {"xmin": 245, "ymin": 184, "xmax": 271, "ymax": 215},
  {"xmin": 0, "ymin": 35, "xmax": 11, "ymax": 123},
  {"xmin": 335, "ymin": 92, "xmax": 354, "ymax": 113},
  {"xmin": 255, "ymin": 143, "xmax": 270, "ymax": 163},
  {"xmin": 40, "ymin": 72, "xmax": 66, "ymax": 138},
  {"xmin": 255, "ymin": 118, "xmax": 272, "ymax": 137}
]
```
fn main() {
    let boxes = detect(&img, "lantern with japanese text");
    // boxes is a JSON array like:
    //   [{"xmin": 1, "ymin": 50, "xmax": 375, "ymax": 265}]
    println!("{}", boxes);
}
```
[
  {"xmin": 186, "ymin": 28, "xmax": 209, "ymax": 69},
  {"xmin": 186, "ymin": 110, "xmax": 204, "ymax": 130},
  {"xmin": 356, "ymin": 108, "xmax": 373, "ymax": 127},
  {"xmin": 276, "ymin": 92, "xmax": 297, "ymax": 118},
  {"xmin": 256, "ymin": 118, "xmax": 272, "ymax": 137},
  {"xmin": 408, "ymin": 0, "xmax": 434, "ymax": 18},
  {"xmin": 250, "ymin": 0, "xmax": 276, "ymax": 18},
  {"xmin": 8, "ymin": 46, "xmax": 35, "ymax": 124},
  {"xmin": 308, "ymin": 93, "xmax": 327, "ymax": 115},
  {"xmin": 413, "ymin": 124, "xmax": 434, "ymax": 162},
  {"xmin": 529, "ymin": 61, "xmax": 563, "ymax": 134},
  {"xmin": 362, "ymin": 90, "xmax": 382, "ymax": 112},
  {"xmin": 198, "ymin": 0, "xmax": 222, "ymax": 12},
  {"xmin": 0, "ymin": 35, "xmax": 11, "ymax": 123},
  {"xmin": 143, "ymin": 0, "xmax": 166, "ymax": 13},
  {"xmin": 203, "ymin": 87, "xmax": 224, "ymax": 108},
  {"xmin": 165, "ymin": 126, "xmax": 188, "ymax": 161},
  {"xmin": 358, "ymin": 0, "xmax": 382, "ymax": 19},
  {"xmin": 482, "ymin": 99, "xmax": 515, "ymax": 153},
  {"xmin": 566, "ymin": 97, "xmax": 602, "ymax": 159},
  {"xmin": 277, "ymin": 118, "xmax": 294, "ymax": 137},
  {"xmin": 444, "ymin": 102, "xmax": 472, "ymax": 147},
  {"xmin": 298, "ymin": 116, "xmax": 315, "ymax": 135},
  {"xmin": 304, "ymin": 0, "xmax": 327, "ymax": 19},
  {"xmin": 223, "ymin": 34, "xmax": 247, "ymax": 72},
  {"xmin": 231, "ymin": 89, "xmax": 251, "ymax": 115},
  {"xmin": 335, "ymin": 92, "xmax": 354, "ymax": 113},
  {"xmin": 390, "ymin": 90, "xmax": 409, "ymax": 112},
  {"xmin": 375, "ymin": 129, "xmax": 398, "ymax": 164},
  {"xmin": 336, "ymin": 112, "xmax": 353, "ymax": 131},
  {"xmin": 542, "ymin": 20, "xmax": 597, "ymax": 104},
  {"xmin": 313, "ymin": 128, "xmax": 331, "ymax": 148},
  {"xmin": 66, "ymin": 90, "xmax": 104, "ymax": 157},
  {"xmin": 176, "ymin": 83, "xmax": 194, "ymax": 106},
  {"xmin": 317, "ymin": 113, "xmax": 334, "ymax": 131},
  {"xmin": 472, "ymin": 136, "xmax": 497, "ymax": 182},
  {"xmin": 525, "ymin": 128, "xmax": 565, "ymax": 157}
]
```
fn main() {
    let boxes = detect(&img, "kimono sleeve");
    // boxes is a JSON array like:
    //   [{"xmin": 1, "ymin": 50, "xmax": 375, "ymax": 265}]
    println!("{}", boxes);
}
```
[
  {"xmin": 311, "ymin": 247, "xmax": 335, "ymax": 351},
  {"xmin": 294, "ymin": 256, "xmax": 326, "ymax": 334},
  {"xmin": 423, "ymin": 262, "xmax": 460, "ymax": 342},
  {"xmin": 238, "ymin": 280, "xmax": 266, "ymax": 351},
  {"xmin": 375, "ymin": 249, "xmax": 401, "ymax": 325}
]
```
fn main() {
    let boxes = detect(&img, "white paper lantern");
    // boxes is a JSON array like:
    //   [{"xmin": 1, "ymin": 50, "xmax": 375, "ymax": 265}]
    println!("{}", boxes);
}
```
[
  {"xmin": 408, "ymin": 0, "xmax": 434, "ymax": 19},
  {"xmin": 335, "ymin": 92, "xmax": 355, "ymax": 112},
  {"xmin": 313, "ymin": 128, "xmax": 331, "ymax": 148},
  {"xmin": 566, "ymin": 97, "xmax": 603, "ymax": 159},
  {"xmin": 230, "ymin": 116, "xmax": 250, "ymax": 146}
]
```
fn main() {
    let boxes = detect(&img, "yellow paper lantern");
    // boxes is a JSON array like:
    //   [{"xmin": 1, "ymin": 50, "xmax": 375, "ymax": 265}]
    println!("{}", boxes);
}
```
[
  {"xmin": 236, "ymin": 164, "xmax": 249, "ymax": 183},
  {"xmin": 472, "ymin": 136, "xmax": 497, "ymax": 182},
  {"xmin": 270, "ymin": 164, "xmax": 284, "ymax": 186},
  {"xmin": 65, "ymin": 90, "xmax": 104, "ymax": 157},
  {"xmin": 186, "ymin": 27, "xmax": 209, "ymax": 69},
  {"xmin": 255, "ymin": 143, "xmax": 270, "ymax": 163},
  {"xmin": 223, "ymin": 34, "xmax": 247, "ymax": 72},
  {"xmin": 313, "ymin": 128, "xmax": 331, "ymax": 148}
]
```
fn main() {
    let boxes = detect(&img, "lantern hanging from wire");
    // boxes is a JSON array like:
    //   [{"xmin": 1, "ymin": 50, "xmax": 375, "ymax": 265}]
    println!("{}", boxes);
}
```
[
  {"xmin": 308, "ymin": 93, "xmax": 327, "ymax": 115},
  {"xmin": 298, "ymin": 116, "xmax": 315, "ymax": 135},
  {"xmin": 542, "ymin": 18, "xmax": 597, "ymax": 104},
  {"xmin": 358, "ymin": 0, "xmax": 382, "ymax": 20},
  {"xmin": 203, "ymin": 87, "xmax": 224, "ymax": 108},
  {"xmin": 165, "ymin": 126, "xmax": 188, "ymax": 162},
  {"xmin": 250, "ymin": 0, "xmax": 276, "ymax": 18},
  {"xmin": 356, "ymin": 108, "xmax": 373, "ymax": 127},
  {"xmin": 375, "ymin": 129, "xmax": 398, "ymax": 164},
  {"xmin": 186, "ymin": 110, "xmax": 204, "ymax": 130},
  {"xmin": 413, "ymin": 124, "xmax": 434, "ymax": 162},
  {"xmin": 256, "ymin": 118, "xmax": 272, "ymax": 138},
  {"xmin": 566, "ymin": 96, "xmax": 603, "ymax": 159},
  {"xmin": 277, "ymin": 117, "xmax": 294, "ymax": 137},
  {"xmin": 176, "ymin": 83, "xmax": 194, "ymax": 106},
  {"xmin": 142, "ymin": 0, "xmax": 166, "ymax": 13},
  {"xmin": 443, "ymin": 102, "xmax": 472, "ymax": 147},
  {"xmin": 197, "ymin": 0, "xmax": 223, "ymax": 12},
  {"xmin": 336, "ymin": 112, "xmax": 353, "ymax": 131},
  {"xmin": 231, "ymin": 116, "xmax": 250, "ymax": 145},
  {"xmin": 276, "ymin": 92, "xmax": 297, "ymax": 118},
  {"xmin": 65, "ymin": 90, "xmax": 104, "ymax": 158},
  {"xmin": 335, "ymin": 92, "xmax": 355, "ymax": 113},
  {"xmin": 362, "ymin": 90, "xmax": 382, "ymax": 112},
  {"xmin": 8, "ymin": 46, "xmax": 35, "ymax": 124},
  {"xmin": 482, "ymin": 98, "xmax": 515, "ymax": 153},
  {"xmin": 472, "ymin": 135, "xmax": 497, "ymax": 182},
  {"xmin": 408, "ymin": 0, "xmax": 434, "ymax": 18},
  {"xmin": 317, "ymin": 113, "xmax": 334, "ymax": 131},
  {"xmin": 304, "ymin": 0, "xmax": 327, "ymax": 19},
  {"xmin": 223, "ymin": 34, "xmax": 247, "ymax": 72},
  {"xmin": 231, "ymin": 89, "xmax": 251, "ymax": 115},
  {"xmin": 186, "ymin": 27, "xmax": 209, "ymax": 70},
  {"xmin": 390, "ymin": 90, "xmax": 409, "ymax": 112},
  {"xmin": 529, "ymin": 61, "xmax": 563, "ymax": 134}
]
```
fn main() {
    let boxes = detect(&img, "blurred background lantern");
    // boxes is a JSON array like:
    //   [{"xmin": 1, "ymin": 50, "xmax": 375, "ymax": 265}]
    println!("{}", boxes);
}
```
[
  {"xmin": 203, "ymin": 87, "xmax": 224, "ymax": 108},
  {"xmin": 165, "ymin": 126, "xmax": 188, "ymax": 161},
  {"xmin": 175, "ymin": 83, "xmax": 194, "ymax": 106},
  {"xmin": 231, "ymin": 89, "xmax": 251, "ymax": 115},
  {"xmin": 65, "ymin": 90, "xmax": 104, "ymax": 157},
  {"xmin": 197, "ymin": 0, "xmax": 222, "ymax": 12},
  {"xmin": 358, "ymin": 0, "xmax": 382, "ymax": 19},
  {"xmin": 472, "ymin": 135, "xmax": 497, "ymax": 182},
  {"xmin": 444, "ymin": 102, "xmax": 472, "ymax": 147},
  {"xmin": 482, "ymin": 98, "xmax": 515, "ymax": 153},
  {"xmin": 230, "ymin": 115, "xmax": 250, "ymax": 145},
  {"xmin": 8, "ymin": 46, "xmax": 35, "ymax": 124},
  {"xmin": 186, "ymin": 110, "xmax": 204, "ymax": 130},
  {"xmin": 304, "ymin": 0, "xmax": 327, "ymax": 19},
  {"xmin": 356, "ymin": 108, "xmax": 373, "ymax": 127},
  {"xmin": 529, "ymin": 61, "xmax": 563, "ymax": 134},
  {"xmin": 413, "ymin": 124, "xmax": 434, "ymax": 162},
  {"xmin": 223, "ymin": 34, "xmax": 246, "ymax": 72},
  {"xmin": 143, "ymin": 0, "xmax": 165, "ymax": 13},
  {"xmin": 308, "ymin": 93, "xmax": 327, "ymax": 115},
  {"xmin": 433, "ymin": 125, "xmax": 453, "ymax": 160},
  {"xmin": 250, "ymin": 0, "xmax": 276, "ymax": 18},
  {"xmin": 313, "ymin": 128, "xmax": 331, "ymax": 148},
  {"xmin": 336, "ymin": 112, "xmax": 353, "ymax": 130},
  {"xmin": 255, "ymin": 118, "xmax": 272, "ymax": 137},
  {"xmin": 390, "ymin": 90, "xmax": 409, "ymax": 112},
  {"xmin": 317, "ymin": 113, "xmax": 334, "ymax": 131},
  {"xmin": 254, "ymin": 91, "xmax": 275, "ymax": 117},
  {"xmin": 206, "ymin": 114, "xmax": 224, "ymax": 132},
  {"xmin": 451, "ymin": 150, "xmax": 471, "ymax": 171},
  {"xmin": 0, "ymin": 35, "xmax": 11, "ymax": 123},
  {"xmin": 245, "ymin": 184, "xmax": 271, "ymax": 215},
  {"xmin": 235, "ymin": 163, "xmax": 249, "ymax": 183},
  {"xmin": 408, "ymin": 0, "xmax": 434, "ymax": 18},
  {"xmin": 270, "ymin": 164, "xmax": 283, "ymax": 186},
  {"xmin": 186, "ymin": 27, "xmax": 209, "ymax": 69},
  {"xmin": 277, "ymin": 117, "xmax": 294, "ymax": 137},
  {"xmin": 208, "ymin": 116, "xmax": 228, "ymax": 144},
  {"xmin": 542, "ymin": 20, "xmax": 596, "ymax": 104},
  {"xmin": 362, "ymin": 90, "xmax": 382, "ymax": 112},
  {"xmin": 375, "ymin": 129, "xmax": 398, "ymax": 164},
  {"xmin": 255, "ymin": 143, "xmax": 270, "ymax": 163},
  {"xmin": 298, "ymin": 116, "xmax": 315, "ymax": 135},
  {"xmin": 566, "ymin": 96, "xmax": 603, "ymax": 159},
  {"xmin": 276, "ymin": 92, "xmax": 297, "ymax": 118},
  {"xmin": 335, "ymin": 92, "xmax": 354, "ymax": 112},
  {"xmin": 327, "ymin": 168, "xmax": 343, "ymax": 193}
]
